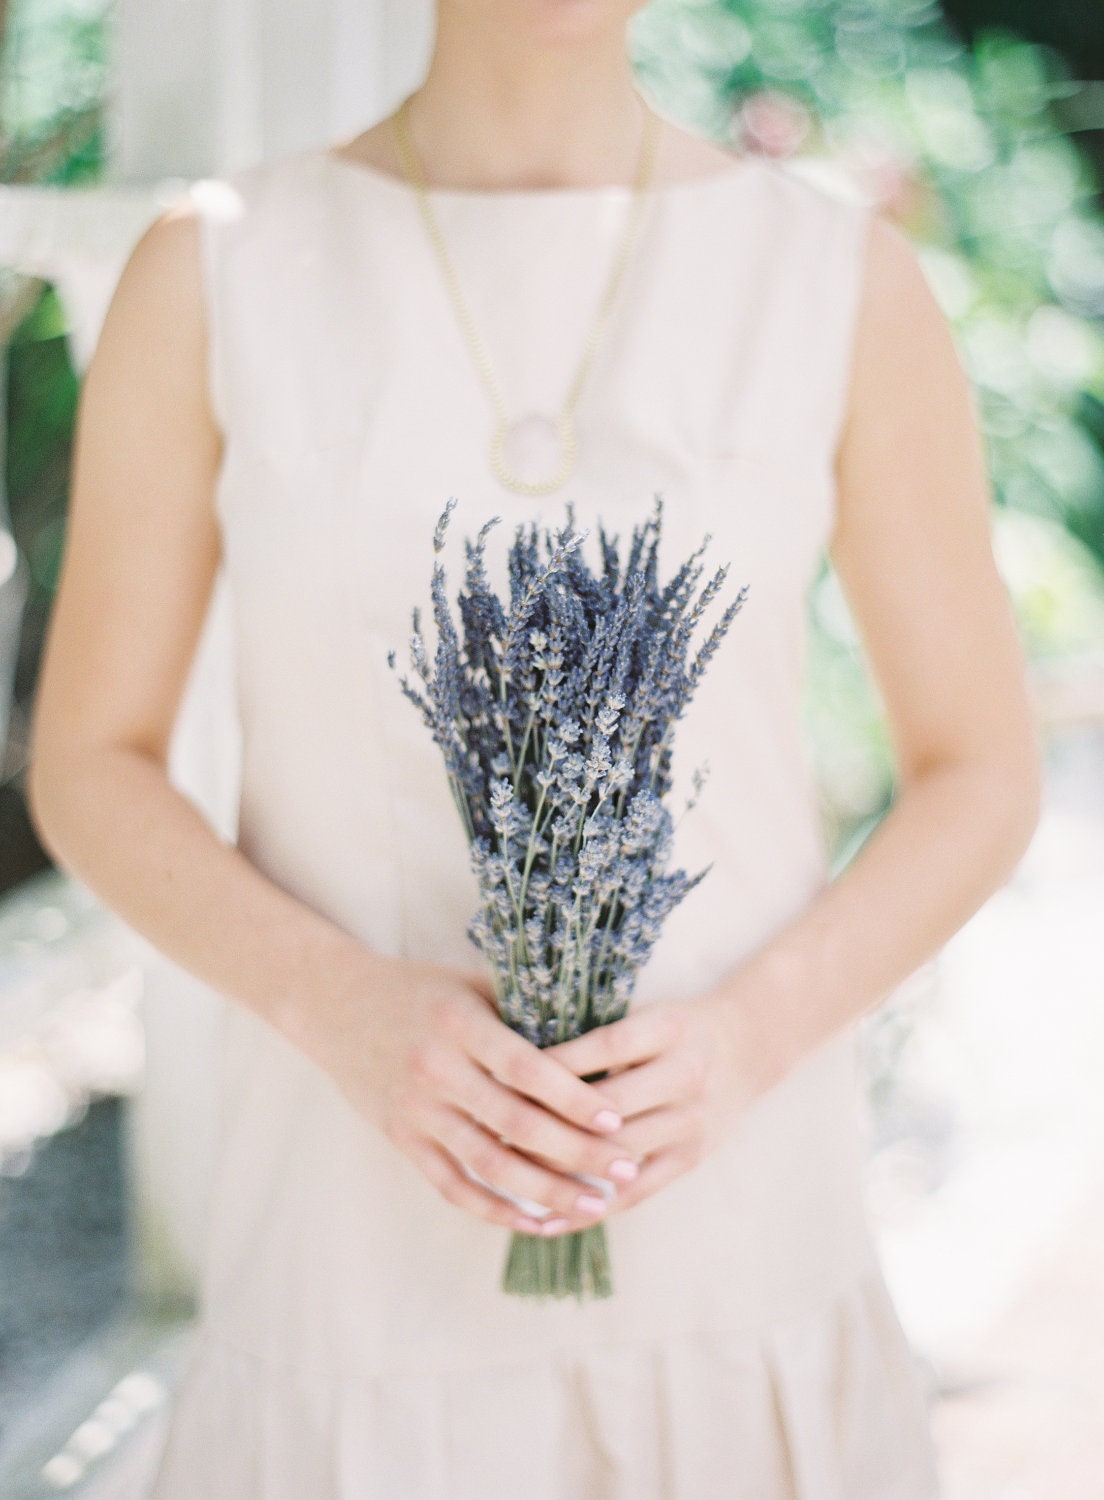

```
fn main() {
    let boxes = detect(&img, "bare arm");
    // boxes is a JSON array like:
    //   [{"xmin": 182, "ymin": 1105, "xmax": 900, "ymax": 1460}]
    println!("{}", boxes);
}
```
[
  {"xmin": 545, "ymin": 211, "xmax": 1043, "ymax": 1209},
  {"xmin": 751, "ymin": 210, "xmax": 1043, "ymax": 1052},
  {"xmin": 27, "ymin": 200, "xmax": 352, "ymax": 1052},
  {"xmin": 27, "ymin": 199, "xmax": 633, "ymax": 1236}
]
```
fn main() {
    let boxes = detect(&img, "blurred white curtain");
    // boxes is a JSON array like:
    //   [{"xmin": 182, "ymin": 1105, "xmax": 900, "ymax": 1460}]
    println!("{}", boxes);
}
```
[{"xmin": 109, "ymin": 0, "xmax": 434, "ymax": 181}]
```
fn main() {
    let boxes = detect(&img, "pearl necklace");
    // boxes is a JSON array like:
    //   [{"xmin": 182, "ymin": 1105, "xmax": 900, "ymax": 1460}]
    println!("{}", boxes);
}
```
[{"xmin": 390, "ymin": 92, "xmax": 661, "ymax": 497}]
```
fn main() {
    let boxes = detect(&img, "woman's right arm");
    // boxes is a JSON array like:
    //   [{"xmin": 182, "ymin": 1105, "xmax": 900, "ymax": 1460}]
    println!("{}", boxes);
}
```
[{"xmin": 26, "ymin": 198, "xmax": 634, "ymax": 1236}]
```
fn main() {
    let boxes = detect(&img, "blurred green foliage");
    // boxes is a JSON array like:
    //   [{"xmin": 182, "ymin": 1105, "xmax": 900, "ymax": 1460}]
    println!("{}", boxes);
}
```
[
  {"xmin": 7, "ymin": 287, "xmax": 78, "ymax": 606},
  {"xmin": 0, "ymin": 0, "xmax": 109, "ymax": 181}
]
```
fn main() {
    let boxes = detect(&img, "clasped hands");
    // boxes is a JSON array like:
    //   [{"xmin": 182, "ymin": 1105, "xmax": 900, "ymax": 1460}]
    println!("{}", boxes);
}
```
[{"xmin": 355, "ymin": 951, "xmax": 802, "ymax": 1239}]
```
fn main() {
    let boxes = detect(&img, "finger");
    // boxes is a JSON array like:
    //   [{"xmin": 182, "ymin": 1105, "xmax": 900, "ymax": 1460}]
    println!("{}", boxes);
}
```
[
  {"xmin": 429, "ymin": 1104, "xmax": 617, "ymax": 1224},
  {"xmin": 592, "ymin": 1054, "xmax": 697, "ymax": 1122},
  {"xmin": 535, "ymin": 1144, "xmax": 695, "ymax": 1236},
  {"xmin": 601, "ymin": 1144, "xmax": 697, "ymax": 1220},
  {"xmin": 464, "ymin": 1008, "xmax": 625, "ymax": 1135},
  {"xmin": 404, "ymin": 1135, "xmax": 547, "ymax": 1233},
  {"xmin": 445, "ymin": 1057, "xmax": 640, "ymax": 1185},
  {"xmin": 542, "ymin": 1004, "xmax": 675, "ymax": 1079},
  {"xmin": 610, "ymin": 1103, "xmax": 701, "ymax": 1161}
]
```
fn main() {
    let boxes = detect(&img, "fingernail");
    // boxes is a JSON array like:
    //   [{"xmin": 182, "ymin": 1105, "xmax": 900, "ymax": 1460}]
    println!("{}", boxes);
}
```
[
  {"xmin": 540, "ymin": 1217, "xmax": 570, "ymax": 1236},
  {"xmin": 575, "ymin": 1193, "xmax": 609, "ymax": 1215},
  {"xmin": 593, "ymin": 1109, "xmax": 622, "ymax": 1132},
  {"xmin": 608, "ymin": 1158, "xmax": 638, "ymax": 1183},
  {"xmin": 513, "ymin": 1216, "xmax": 545, "ymax": 1234}
]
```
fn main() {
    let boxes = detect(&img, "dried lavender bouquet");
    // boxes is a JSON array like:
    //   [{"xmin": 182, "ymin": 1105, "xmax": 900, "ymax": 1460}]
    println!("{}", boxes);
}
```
[{"xmin": 388, "ymin": 493, "xmax": 747, "ymax": 1301}]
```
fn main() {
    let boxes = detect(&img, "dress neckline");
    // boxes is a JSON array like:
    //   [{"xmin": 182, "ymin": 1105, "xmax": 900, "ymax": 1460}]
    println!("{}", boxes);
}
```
[{"xmin": 311, "ymin": 144, "xmax": 762, "ymax": 203}]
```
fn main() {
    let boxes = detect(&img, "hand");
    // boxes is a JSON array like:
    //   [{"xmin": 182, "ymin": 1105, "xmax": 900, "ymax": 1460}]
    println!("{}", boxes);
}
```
[
  {"xmin": 305, "ymin": 951, "xmax": 644, "ymax": 1236},
  {"xmin": 541, "ymin": 970, "xmax": 800, "ymax": 1231}
]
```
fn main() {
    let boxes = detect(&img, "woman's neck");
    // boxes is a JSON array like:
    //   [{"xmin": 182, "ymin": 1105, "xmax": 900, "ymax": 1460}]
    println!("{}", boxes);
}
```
[{"xmin": 400, "ymin": 4, "xmax": 652, "ymax": 192}]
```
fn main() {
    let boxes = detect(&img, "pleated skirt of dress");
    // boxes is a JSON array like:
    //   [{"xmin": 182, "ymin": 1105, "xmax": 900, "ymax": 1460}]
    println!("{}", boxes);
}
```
[{"xmin": 148, "ymin": 1256, "xmax": 941, "ymax": 1500}]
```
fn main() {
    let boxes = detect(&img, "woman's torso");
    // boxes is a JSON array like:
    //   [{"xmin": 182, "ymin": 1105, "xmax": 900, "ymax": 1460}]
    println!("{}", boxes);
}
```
[{"xmin": 186, "ymin": 145, "xmax": 880, "ymax": 1378}]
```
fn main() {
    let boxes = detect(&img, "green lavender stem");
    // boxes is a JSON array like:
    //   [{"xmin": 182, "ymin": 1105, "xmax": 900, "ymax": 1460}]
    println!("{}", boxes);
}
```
[{"xmin": 502, "ymin": 1222, "xmax": 613, "ymax": 1302}]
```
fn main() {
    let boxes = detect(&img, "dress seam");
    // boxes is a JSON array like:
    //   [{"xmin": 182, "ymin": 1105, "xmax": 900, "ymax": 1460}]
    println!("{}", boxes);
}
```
[{"xmin": 191, "ymin": 1249, "xmax": 889, "ymax": 1385}]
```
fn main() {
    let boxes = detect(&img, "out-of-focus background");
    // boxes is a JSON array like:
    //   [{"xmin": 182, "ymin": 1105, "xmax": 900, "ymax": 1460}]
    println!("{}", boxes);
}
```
[{"xmin": 1, "ymin": 1, "xmax": 1102, "ymax": 1495}]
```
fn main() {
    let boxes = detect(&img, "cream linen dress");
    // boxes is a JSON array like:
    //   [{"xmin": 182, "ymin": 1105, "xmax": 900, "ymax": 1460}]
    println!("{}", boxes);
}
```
[{"xmin": 147, "ymin": 141, "xmax": 943, "ymax": 1499}]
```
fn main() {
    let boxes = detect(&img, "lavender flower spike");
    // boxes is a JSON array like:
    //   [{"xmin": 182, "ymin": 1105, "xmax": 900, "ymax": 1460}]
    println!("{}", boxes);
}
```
[{"xmin": 387, "ymin": 495, "xmax": 746, "ymax": 1301}]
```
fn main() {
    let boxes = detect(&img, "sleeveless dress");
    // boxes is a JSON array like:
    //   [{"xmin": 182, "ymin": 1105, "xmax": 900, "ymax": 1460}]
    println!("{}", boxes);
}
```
[{"xmin": 148, "ymin": 142, "xmax": 943, "ymax": 1499}]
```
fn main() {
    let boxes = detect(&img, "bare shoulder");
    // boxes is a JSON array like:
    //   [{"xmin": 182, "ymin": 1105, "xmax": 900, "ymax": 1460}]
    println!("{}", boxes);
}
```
[
  {"xmin": 858, "ymin": 211, "xmax": 945, "ymax": 325},
  {"xmin": 651, "ymin": 116, "xmax": 749, "ymax": 180},
  {"xmin": 104, "ymin": 193, "xmax": 204, "ymax": 331},
  {"xmin": 832, "ymin": 204, "xmax": 989, "ymax": 559},
  {"xmin": 856, "ymin": 212, "xmax": 965, "ymax": 375},
  {"xmin": 88, "ymin": 190, "xmax": 213, "ymax": 421},
  {"xmin": 842, "ymin": 210, "xmax": 972, "ymax": 456}
]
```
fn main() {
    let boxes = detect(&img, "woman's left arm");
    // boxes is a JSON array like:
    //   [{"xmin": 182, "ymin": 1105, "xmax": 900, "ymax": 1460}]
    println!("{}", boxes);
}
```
[{"xmin": 542, "ymin": 211, "xmax": 1043, "ymax": 1226}]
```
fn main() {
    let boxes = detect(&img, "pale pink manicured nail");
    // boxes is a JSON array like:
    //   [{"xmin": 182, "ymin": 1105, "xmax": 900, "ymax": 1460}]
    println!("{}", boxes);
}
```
[
  {"xmin": 593, "ymin": 1109, "xmax": 622, "ymax": 1132},
  {"xmin": 513, "ymin": 1216, "xmax": 545, "ymax": 1234},
  {"xmin": 540, "ymin": 1217, "xmax": 570, "ymax": 1236},
  {"xmin": 576, "ymin": 1194, "xmax": 609, "ymax": 1215},
  {"xmin": 608, "ymin": 1158, "xmax": 638, "ymax": 1183}
]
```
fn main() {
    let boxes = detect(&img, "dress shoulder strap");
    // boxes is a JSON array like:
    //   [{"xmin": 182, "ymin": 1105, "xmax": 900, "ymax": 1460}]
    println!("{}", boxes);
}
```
[
  {"xmin": 730, "ymin": 160, "xmax": 875, "ymax": 545},
  {"xmin": 185, "ymin": 150, "xmax": 316, "ymax": 442},
  {"xmin": 768, "ymin": 161, "xmax": 875, "ymax": 459}
]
